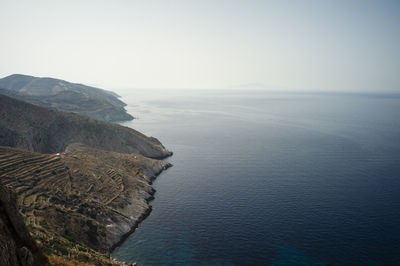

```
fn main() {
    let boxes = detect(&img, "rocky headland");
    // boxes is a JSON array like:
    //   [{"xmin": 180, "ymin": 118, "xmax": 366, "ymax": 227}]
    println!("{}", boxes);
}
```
[
  {"xmin": 0, "ymin": 74, "xmax": 133, "ymax": 122},
  {"xmin": 0, "ymin": 86, "xmax": 172, "ymax": 265}
]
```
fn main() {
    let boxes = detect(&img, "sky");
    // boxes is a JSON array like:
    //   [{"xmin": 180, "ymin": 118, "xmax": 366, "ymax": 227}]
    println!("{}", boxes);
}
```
[{"xmin": 0, "ymin": 0, "xmax": 399, "ymax": 92}]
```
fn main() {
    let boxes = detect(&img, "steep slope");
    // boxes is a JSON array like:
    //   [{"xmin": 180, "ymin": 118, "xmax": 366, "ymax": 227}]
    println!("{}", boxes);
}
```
[
  {"xmin": 0, "ymin": 74, "xmax": 133, "ymax": 122},
  {"xmin": 0, "ymin": 183, "xmax": 48, "ymax": 266},
  {"xmin": 0, "ymin": 94, "xmax": 171, "ymax": 159},
  {"xmin": 0, "ymin": 144, "xmax": 170, "ymax": 263}
]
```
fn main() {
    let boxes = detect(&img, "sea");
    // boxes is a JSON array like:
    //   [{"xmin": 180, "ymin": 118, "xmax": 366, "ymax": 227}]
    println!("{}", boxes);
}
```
[{"xmin": 112, "ymin": 89, "xmax": 400, "ymax": 265}]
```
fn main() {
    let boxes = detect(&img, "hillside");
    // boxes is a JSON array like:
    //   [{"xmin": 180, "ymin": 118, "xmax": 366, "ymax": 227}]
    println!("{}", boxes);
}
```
[
  {"xmin": 0, "ymin": 74, "xmax": 133, "ymax": 122},
  {"xmin": 0, "ymin": 183, "xmax": 48, "ymax": 266},
  {"xmin": 0, "ymin": 94, "xmax": 171, "ymax": 159},
  {"xmin": 0, "ymin": 144, "xmax": 170, "ymax": 264}
]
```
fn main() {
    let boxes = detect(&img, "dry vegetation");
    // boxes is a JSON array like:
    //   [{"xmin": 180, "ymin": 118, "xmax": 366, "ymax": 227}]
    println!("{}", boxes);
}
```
[{"xmin": 0, "ymin": 144, "xmax": 170, "ymax": 265}]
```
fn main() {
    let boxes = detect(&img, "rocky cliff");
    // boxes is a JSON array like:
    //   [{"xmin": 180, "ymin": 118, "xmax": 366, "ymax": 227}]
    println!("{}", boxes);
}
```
[
  {"xmin": 0, "ymin": 182, "xmax": 48, "ymax": 266},
  {"xmin": 0, "ymin": 74, "xmax": 133, "ymax": 122},
  {"xmin": 0, "ymin": 94, "xmax": 171, "ymax": 159}
]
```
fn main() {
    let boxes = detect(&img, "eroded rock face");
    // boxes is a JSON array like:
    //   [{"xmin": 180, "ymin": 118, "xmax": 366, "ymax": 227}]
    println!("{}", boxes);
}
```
[
  {"xmin": 0, "ymin": 183, "xmax": 47, "ymax": 266},
  {"xmin": 0, "ymin": 94, "xmax": 172, "ymax": 159}
]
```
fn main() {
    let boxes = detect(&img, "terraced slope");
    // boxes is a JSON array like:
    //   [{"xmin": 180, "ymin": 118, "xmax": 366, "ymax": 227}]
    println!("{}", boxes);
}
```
[
  {"xmin": 0, "ymin": 144, "xmax": 171, "ymax": 263},
  {"xmin": 0, "ymin": 94, "xmax": 171, "ymax": 158},
  {"xmin": 0, "ymin": 183, "xmax": 48, "ymax": 266}
]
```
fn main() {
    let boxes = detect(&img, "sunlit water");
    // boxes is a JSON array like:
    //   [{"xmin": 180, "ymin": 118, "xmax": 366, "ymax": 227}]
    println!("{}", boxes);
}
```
[{"xmin": 112, "ymin": 89, "xmax": 400, "ymax": 265}]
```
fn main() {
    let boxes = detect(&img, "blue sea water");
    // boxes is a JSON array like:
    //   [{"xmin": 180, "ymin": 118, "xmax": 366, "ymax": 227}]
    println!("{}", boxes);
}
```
[{"xmin": 112, "ymin": 89, "xmax": 400, "ymax": 265}]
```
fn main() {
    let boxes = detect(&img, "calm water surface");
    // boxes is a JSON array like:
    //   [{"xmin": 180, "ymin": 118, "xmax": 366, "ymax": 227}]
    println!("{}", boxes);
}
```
[{"xmin": 112, "ymin": 90, "xmax": 400, "ymax": 265}]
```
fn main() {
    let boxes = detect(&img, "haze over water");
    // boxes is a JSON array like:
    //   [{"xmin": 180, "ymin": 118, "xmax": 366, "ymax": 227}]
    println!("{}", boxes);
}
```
[
  {"xmin": 113, "ymin": 89, "xmax": 400, "ymax": 265},
  {"xmin": 1, "ymin": 1, "xmax": 399, "ymax": 265}
]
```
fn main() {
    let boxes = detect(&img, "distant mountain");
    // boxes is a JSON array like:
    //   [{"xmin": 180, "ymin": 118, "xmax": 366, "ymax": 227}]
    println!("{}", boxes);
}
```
[
  {"xmin": 0, "ymin": 74, "xmax": 133, "ymax": 122},
  {"xmin": 0, "ymin": 94, "xmax": 171, "ymax": 159}
]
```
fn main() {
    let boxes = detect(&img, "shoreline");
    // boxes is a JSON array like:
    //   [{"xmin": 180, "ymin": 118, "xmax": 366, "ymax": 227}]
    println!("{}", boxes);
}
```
[
  {"xmin": 0, "ymin": 82, "xmax": 174, "ymax": 265},
  {"xmin": 109, "ymin": 162, "xmax": 173, "ymax": 255}
]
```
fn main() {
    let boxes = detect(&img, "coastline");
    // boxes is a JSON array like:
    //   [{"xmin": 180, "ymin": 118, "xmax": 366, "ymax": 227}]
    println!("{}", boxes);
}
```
[
  {"xmin": 109, "ymin": 162, "xmax": 172, "ymax": 254},
  {"xmin": 0, "ymin": 81, "xmax": 174, "ymax": 265},
  {"xmin": 108, "ymin": 100, "xmax": 174, "ymax": 255},
  {"xmin": 0, "ymin": 143, "xmax": 173, "ymax": 265}
]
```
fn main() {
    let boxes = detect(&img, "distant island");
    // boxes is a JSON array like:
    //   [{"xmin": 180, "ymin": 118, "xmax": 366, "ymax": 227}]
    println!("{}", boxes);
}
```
[
  {"xmin": 0, "ymin": 74, "xmax": 133, "ymax": 122},
  {"xmin": 0, "ymin": 76, "xmax": 172, "ymax": 265}
]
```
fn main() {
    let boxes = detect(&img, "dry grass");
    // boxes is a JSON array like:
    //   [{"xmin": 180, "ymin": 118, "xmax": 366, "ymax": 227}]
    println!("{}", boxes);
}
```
[{"xmin": 47, "ymin": 255, "xmax": 94, "ymax": 266}]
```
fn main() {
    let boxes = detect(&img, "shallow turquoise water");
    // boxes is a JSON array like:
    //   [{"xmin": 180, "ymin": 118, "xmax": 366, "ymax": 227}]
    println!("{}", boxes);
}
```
[{"xmin": 113, "ymin": 90, "xmax": 400, "ymax": 265}]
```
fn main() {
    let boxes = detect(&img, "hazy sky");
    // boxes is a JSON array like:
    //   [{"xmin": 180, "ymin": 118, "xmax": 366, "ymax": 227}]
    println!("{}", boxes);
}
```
[{"xmin": 1, "ymin": 0, "xmax": 399, "ymax": 92}]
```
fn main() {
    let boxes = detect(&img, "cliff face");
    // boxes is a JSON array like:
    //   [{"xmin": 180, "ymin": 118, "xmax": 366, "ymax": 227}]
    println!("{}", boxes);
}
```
[
  {"xmin": 0, "ymin": 74, "xmax": 133, "ymax": 122},
  {"xmin": 0, "ymin": 183, "xmax": 48, "ymax": 266},
  {"xmin": 0, "ymin": 144, "xmax": 170, "ymax": 262},
  {"xmin": 0, "ymin": 94, "xmax": 171, "ymax": 159}
]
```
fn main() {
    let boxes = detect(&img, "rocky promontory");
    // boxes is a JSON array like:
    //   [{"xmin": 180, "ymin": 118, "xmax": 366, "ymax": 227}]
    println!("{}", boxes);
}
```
[
  {"xmin": 0, "ymin": 144, "xmax": 170, "ymax": 264},
  {"xmin": 0, "ymin": 74, "xmax": 133, "ymax": 122},
  {"xmin": 0, "ymin": 87, "xmax": 172, "ymax": 265}
]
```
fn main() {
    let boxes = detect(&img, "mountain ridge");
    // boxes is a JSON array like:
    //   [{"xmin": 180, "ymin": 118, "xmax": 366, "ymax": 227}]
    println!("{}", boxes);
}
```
[
  {"xmin": 0, "ymin": 94, "xmax": 171, "ymax": 158},
  {"xmin": 0, "ymin": 74, "xmax": 133, "ymax": 122}
]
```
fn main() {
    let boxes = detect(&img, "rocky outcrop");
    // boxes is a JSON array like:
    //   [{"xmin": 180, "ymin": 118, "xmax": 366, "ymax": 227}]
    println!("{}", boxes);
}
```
[
  {"xmin": 0, "ymin": 94, "xmax": 172, "ymax": 159},
  {"xmin": 0, "ymin": 74, "xmax": 133, "ymax": 122},
  {"xmin": 0, "ymin": 183, "xmax": 48, "ymax": 266},
  {"xmin": 0, "ymin": 144, "xmax": 171, "ymax": 261}
]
